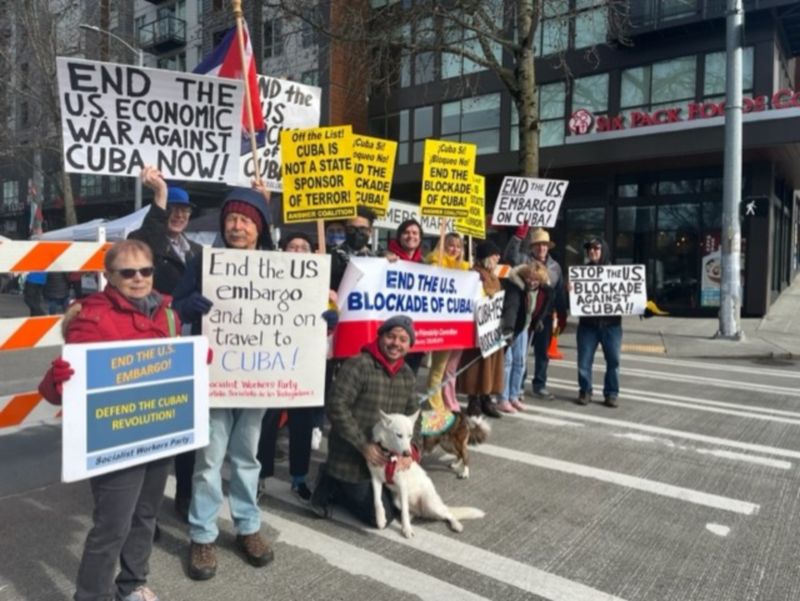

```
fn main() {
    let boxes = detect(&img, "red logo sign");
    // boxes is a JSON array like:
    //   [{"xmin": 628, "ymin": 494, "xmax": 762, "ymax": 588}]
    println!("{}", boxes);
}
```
[{"xmin": 568, "ymin": 109, "xmax": 594, "ymax": 135}]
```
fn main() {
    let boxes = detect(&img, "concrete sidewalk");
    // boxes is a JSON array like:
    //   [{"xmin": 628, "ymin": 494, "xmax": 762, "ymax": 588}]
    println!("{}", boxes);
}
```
[{"xmin": 560, "ymin": 276, "xmax": 800, "ymax": 359}]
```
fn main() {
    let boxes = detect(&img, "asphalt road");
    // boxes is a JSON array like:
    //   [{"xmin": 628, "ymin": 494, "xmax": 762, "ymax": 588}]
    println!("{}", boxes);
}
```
[{"xmin": 1, "ymin": 346, "xmax": 800, "ymax": 601}]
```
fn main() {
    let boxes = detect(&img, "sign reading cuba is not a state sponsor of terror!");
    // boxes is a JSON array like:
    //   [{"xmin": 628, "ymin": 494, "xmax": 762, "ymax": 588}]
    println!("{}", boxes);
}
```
[
  {"xmin": 420, "ymin": 140, "xmax": 477, "ymax": 218},
  {"xmin": 201, "ymin": 247, "xmax": 331, "ymax": 408},
  {"xmin": 56, "ymin": 57, "xmax": 244, "ymax": 183},
  {"xmin": 61, "ymin": 336, "xmax": 210, "ymax": 482},
  {"xmin": 333, "ymin": 257, "xmax": 483, "ymax": 357},
  {"xmin": 281, "ymin": 125, "xmax": 357, "ymax": 223},
  {"xmin": 568, "ymin": 264, "xmax": 647, "ymax": 317},
  {"xmin": 491, "ymin": 176, "xmax": 569, "ymax": 227}
]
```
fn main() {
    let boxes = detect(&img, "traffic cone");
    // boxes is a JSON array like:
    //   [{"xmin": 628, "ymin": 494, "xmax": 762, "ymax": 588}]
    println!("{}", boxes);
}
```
[{"xmin": 547, "ymin": 333, "xmax": 564, "ymax": 359}]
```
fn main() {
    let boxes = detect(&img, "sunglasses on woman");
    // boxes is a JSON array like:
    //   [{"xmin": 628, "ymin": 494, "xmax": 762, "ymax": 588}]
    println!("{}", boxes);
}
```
[{"xmin": 113, "ymin": 267, "xmax": 155, "ymax": 279}]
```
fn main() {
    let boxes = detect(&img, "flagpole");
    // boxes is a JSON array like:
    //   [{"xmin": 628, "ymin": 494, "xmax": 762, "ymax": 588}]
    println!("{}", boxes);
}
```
[{"xmin": 232, "ymin": 0, "xmax": 262, "ymax": 185}]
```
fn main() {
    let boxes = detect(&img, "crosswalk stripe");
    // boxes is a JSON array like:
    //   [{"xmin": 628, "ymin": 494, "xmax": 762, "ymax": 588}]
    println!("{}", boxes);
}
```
[
  {"xmin": 266, "ymin": 481, "xmax": 629, "ymax": 601},
  {"xmin": 610, "ymin": 354, "xmax": 800, "ymax": 381},
  {"xmin": 473, "ymin": 444, "xmax": 760, "ymax": 515}
]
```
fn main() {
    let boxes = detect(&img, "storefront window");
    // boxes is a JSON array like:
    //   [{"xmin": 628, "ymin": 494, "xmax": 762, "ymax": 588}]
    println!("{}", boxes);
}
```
[
  {"xmin": 656, "ymin": 203, "xmax": 700, "ymax": 310},
  {"xmin": 565, "ymin": 207, "xmax": 605, "ymax": 267},
  {"xmin": 616, "ymin": 205, "xmax": 655, "ymax": 267}
]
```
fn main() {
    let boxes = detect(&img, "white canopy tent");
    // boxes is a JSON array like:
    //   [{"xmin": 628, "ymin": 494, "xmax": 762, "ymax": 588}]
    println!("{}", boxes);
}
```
[{"xmin": 34, "ymin": 207, "xmax": 151, "ymax": 241}]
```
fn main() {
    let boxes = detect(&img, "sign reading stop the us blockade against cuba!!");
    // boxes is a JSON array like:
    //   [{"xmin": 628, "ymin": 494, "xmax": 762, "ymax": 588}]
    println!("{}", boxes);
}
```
[
  {"xmin": 568, "ymin": 264, "xmax": 647, "ymax": 317},
  {"xmin": 420, "ymin": 139, "xmax": 477, "ymax": 218},
  {"xmin": 56, "ymin": 57, "xmax": 244, "ymax": 183},
  {"xmin": 61, "ymin": 336, "xmax": 210, "ymax": 482},
  {"xmin": 201, "ymin": 248, "xmax": 330, "ymax": 408},
  {"xmin": 491, "ymin": 176, "xmax": 569, "ymax": 227}
]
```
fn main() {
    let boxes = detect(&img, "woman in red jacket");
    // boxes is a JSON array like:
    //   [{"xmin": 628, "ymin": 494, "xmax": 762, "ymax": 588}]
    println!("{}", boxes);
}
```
[{"xmin": 39, "ymin": 239, "xmax": 180, "ymax": 601}]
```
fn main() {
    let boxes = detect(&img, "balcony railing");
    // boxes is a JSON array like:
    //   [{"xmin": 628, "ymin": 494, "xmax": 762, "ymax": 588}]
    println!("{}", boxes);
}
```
[{"xmin": 138, "ymin": 15, "xmax": 186, "ymax": 53}]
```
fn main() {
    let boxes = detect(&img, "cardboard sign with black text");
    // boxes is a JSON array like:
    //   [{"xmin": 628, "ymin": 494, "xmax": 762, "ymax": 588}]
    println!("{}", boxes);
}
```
[
  {"xmin": 474, "ymin": 290, "xmax": 506, "ymax": 357},
  {"xmin": 568, "ymin": 264, "xmax": 647, "ymax": 317},
  {"xmin": 491, "ymin": 176, "xmax": 569, "ymax": 227}
]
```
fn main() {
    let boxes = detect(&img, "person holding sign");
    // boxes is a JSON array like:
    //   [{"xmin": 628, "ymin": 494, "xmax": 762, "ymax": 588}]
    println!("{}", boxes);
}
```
[
  {"xmin": 575, "ymin": 238, "xmax": 622, "ymax": 408},
  {"xmin": 498, "ymin": 263, "xmax": 551, "ymax": 413},
  {"xmin": 38, "ymin": 240, "xmax": 181, "ymax": 601},
  {"xmin": 171, "ymin": 186, "xmax": 275, "ymax": 581},
  {"xmin": 503, "ymin": 226, "xmax": 567, "ymax": 399}
]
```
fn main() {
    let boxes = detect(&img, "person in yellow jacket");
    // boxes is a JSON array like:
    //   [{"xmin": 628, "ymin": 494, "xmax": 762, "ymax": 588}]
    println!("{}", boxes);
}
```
[{"xmin": 424, "ymin": 232, "xmax": 471, "ymax": 414}]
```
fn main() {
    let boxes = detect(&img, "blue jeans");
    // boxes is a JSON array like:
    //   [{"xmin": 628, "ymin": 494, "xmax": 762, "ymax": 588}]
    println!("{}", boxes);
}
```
[
  {"xmin": 502, "ymin": 330, "xmax": 528, "ymax": 401},
  {"xmin": 531, "ymin": 315, "xmax": 553, "ymax": 393},
  {"xmin": 577, "ymin": 322, "xmax": 622, "ymax": 398},
  {"xmin": 189, "ymin": 408, "xmax": 266, "ymax": 543}
]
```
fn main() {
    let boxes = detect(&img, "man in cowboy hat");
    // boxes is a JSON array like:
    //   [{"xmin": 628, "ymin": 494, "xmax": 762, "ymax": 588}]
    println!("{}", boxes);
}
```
[{"xmin": 503, "ymin": 225, "xmax": 567, "ymax": 400}]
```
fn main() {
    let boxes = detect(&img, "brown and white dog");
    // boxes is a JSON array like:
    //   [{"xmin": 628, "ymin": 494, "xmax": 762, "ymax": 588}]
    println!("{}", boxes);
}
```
[{"xmin": 421, "ymin": 413, "xmax": 491, "ymax": 479}]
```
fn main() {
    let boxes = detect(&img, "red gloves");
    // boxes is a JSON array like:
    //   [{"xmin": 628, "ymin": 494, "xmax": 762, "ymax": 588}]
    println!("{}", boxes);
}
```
[
  {"xmin": 515, "ymin": 223, "xmax": 530, "ymax": 239},
  {"xmin": 51, "ymin": 358, "xmax": 74, "ymax": 395}
]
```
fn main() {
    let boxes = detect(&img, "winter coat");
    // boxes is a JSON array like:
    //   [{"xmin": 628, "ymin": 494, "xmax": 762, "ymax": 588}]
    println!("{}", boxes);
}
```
[
  {"xmin": 500, "ymin": 265, "xmax": 551, "ymax": 337},
  {"xmin": 44, "ymin": 272, "xmax": 70, "ymax": 300},
  {"xmin": 325, "ymin": 345, "xmax": 418, "ymax": 483},
  {"xmin": 330, "ymin": 243, "xmax": 375, "ymax": 291},
  {"xmin": 502, "ymin": 234, "xmax": 567, "ymax": 316},
  {"xmin": 38, "ymin": 286, "xmax": 179, "ymax": 404},
  {"xmin": 577, "ymin": 237, "xmax": 622, "ymax": 329},
  {"xmin": 128, "ymin": 204, "xmax": 202, "ymax": 295}
]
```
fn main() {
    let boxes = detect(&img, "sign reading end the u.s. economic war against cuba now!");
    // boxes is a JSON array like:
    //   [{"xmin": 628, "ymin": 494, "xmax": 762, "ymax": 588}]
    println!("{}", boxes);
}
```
[
  {"xmin": 56, "ymin": 57, "xmax": 244, "ymax": 184},
  {"xmin": 420, "ymin": 139, "xmax": 477, "ymax": 219},
  {"xmin": 201, "ymin": 247, "xmax": 331, "ymax": 408},
  {"xmin": 280, "ymin": 125, "xmax": 357, "ymax": 224},
  {"xmin": 333, "ymin": 257, "xmax": 483, "ymax": 358},
  {"xmin": 491, "ymin": 176, "xmax": 569, "ymax": 228},
  {"xmin": 568, "ymin": 264, "xmax": 647, "ymax": 317},
  {"xmin": 61, "ymin": 336, "xmax": 209, "ymax": 483}
]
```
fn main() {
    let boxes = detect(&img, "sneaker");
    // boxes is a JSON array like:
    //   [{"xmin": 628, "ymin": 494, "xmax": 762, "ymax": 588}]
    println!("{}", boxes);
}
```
[
  {"xmin": 311, "ymin": 427, "xmax": 323, "ymax": 450},
  {"xmin": 576, "ymin": 391, "xmax": 591, "ymax": 406},
  {"xmin": 604, "ymin": 396, "xmax": 619, "ymax": 408},
  {"xmin": 120, "ymin": 585, "xmax": 159, "ymax": 601},
  {"xmin": 480, "ymin": 396, "xmax": 502, "ymax": 418},
  {"xmin": 510, "ymin": 399, "xmax": 527, "ymax": 411},
  {"xmin": 236, "ymin": 532, "xmax": 275, "ymax": 567},
  {"xmin": 532, "ymin": 388, "xmax": 555, "ymax": 400},
  {"xmin": 292, "ymin": 482, "xmax": 312, "ymax": 502},
  {"xmin": 188, "ymin": 542, "xmax": 217, "ymax": 581},
  {"xmin": 496, "ymin": 400, "xmax": 517, "ymax": 414}
]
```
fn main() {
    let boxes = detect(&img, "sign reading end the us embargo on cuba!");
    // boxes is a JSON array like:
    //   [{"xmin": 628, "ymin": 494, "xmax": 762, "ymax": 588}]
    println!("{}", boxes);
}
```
[
  {"xmin": 61, "ymin": 336, "xmax": 209, "ymax": 482},
  {"xmin": 491, "ymin": 176, "xmax": 569, "ymax": 227},
  {"xmin": 420, "ymin": 140, "xmax": 476, "ymax": 219},
  {"xmin": 56, "ymin": 57, "xmax": 244, "ymax": 184},
  {"xmin": 568, "ymin": 264, "xmax": 647, "ymax": 317}
]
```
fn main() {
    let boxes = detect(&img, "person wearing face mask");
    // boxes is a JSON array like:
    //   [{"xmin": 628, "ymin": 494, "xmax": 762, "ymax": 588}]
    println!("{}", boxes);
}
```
[
  {"xmin": 329, "ymin": 206, "xmax": 377, "ymax": 291},
  {"xmin": 458, "ymin": 241, "xmax": 506, "ymax": 418},
  {"xmin": 325, "ymin": 221, "xmax": 347, "ymax": 249},
  {"xmin": 498, "ymin": 262, "xmax": 551, "ymax": 413}
]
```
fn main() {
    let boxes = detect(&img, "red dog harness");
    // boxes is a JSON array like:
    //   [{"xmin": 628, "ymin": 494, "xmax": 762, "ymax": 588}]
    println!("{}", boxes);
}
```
[{"xmin": 377, "ymin": 444, "xmax": 420, "ymax": 485}]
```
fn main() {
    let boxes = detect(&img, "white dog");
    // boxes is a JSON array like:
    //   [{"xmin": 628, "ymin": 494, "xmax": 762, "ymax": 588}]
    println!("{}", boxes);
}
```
[{"xmin": 368, "ymin": 410, "xmax": 485, "ymax": 538}]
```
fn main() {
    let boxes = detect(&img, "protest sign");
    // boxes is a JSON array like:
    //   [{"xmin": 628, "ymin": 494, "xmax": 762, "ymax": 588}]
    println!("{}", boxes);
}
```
[
  {"xmin": 334, "ymin": 257, "xmax": 482, "ymax": 357},
  {"xmin": 201, "ymin": 247, "xmax": 331, "ymax": 408},
  {"xmin": 475, "ymin": 290, "xmax": 505, "ymax": 357},
  {"xmin": 240, "ymin": 75, "xmax": 322, "ymax": 190},
  {"xmin": 568, "ymin": 264, "xmax": 647, "ymax": 317},
  {"xmin": 491, "ymin": 176, "xmax": 569, "ymax": 227},
  {"xmin": 455, "ymin": 174, "xmax": 486, "ymax": 239},
  {"xmin": 56, "ymin": 57, "xmax": 244, "ymax": 183},
  {"xmin": 373, "ymin": 200, "xmax": 455, "ymax": 234},
  {"xmin": 420, "ymin": 140, "xmax": 476, "ymax": 218},
  {"xmin": 281, "ymin": 125, "xmax": 357, "ymax": 223},
  {"xmin": 61, "ymin": 336, "xmax": 209, "ymax": 482},
  {"xmin": 352, "ymin": 134, "xmax": 397, "ymax": 217}
]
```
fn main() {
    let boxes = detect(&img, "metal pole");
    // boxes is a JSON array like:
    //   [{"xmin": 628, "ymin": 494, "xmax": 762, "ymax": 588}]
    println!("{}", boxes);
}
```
[
  {"xmin": 717, "ymin": 0, "xmax": 743, "ymax": 339},
  {"xmin": 134, "ymin": 49, "xmax": 144, "ymax": 211}
]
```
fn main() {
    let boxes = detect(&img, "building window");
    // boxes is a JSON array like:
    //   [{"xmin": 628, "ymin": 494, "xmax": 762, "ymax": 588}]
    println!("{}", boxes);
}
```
[
  {"xmin": 157, "ymin": 52, "xmax": 186, "ymax": 71},
  {"xmin": 703, "ymin": 47, "xmax": 754, "ymax": 99},
  {"xmin": 80, "ymin": 175, "xmax": 102, "ymax": 197},
  {"xmin": 369, "ymin": 111, "xmax": 410, "ymax": 164},
  {"xmin": 511, "ymin": 81, "xmax": 566, "ymax": 149},
  {"xmin": 573, "ymin": 72, "xmax": 609, "ymax": 113},
  {"xmin": 301, "ymin": 17, "xmax": 316, "ymax": 48},
  {"xmin": 301, "ymin": 70, "xmax": 318, "ymax": 86},
  {"xmin": 2, "ymin": 181, "xmax": 19, "ymax": 209},
  {"xmin": 109, "ymin": 177, "xmax": 127, "ymax": 194},
  {"xmin": 412, "ymin": 106, "xmax": 433, "ymax": 163},
  {"xmin": 263, "ymin": 19, "xmax": 283, "ymax": 59},
  {"xmin": 442, "ymin": 10, "xmax": 501, "ymax": 79},
  {"xmin": 660, "ymin": 0, "xmax": 696, "ymax": 21},
  {"xmin": 574, "ymin": 0, "xmax": 608, "ymax": 49},
  {"xmin": 621, "ymin": 55, "xmax": 695, "ymax": 112},
  {"xmin": 19, "ymin": 101, "xmax": 30, "ymax": 128},
  {"xmin": 441, "ymin": 93, "xmax": 500, "ymax": 154},
  {"xmin": 535, "ymin": 0, "xmax": 608, "ymax": 56}
]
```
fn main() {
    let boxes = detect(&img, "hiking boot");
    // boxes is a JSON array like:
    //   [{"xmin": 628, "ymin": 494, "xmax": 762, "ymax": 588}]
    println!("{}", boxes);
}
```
[
  {"xmin": 576, "ymin": 391, "xmax": 591, "ymax": 405},
  {"xmin": 188, "ymin": 542, "xmax": 217, "ymax": 581},
  {"xmin": 480, "ymin": 396, "xmax": 502, "ymax": 418},
  {"xmin": 604, "ymin": 396, "xmax": 619, "ymax": 408},
  {"xmin": 236, "ymin": 532, "xmax": 274, "ymax": 567},
  {"xmin": 466, "ymin": 396, "xmax": 481, "ymax": 416},
  {"xmin": 532, "ymin": 388, "xmax": 555, "ymax": 400},
  {"xmin": 292, "ymin": 482, "xmax": 312, "ymax": 502},
  {"xmin": 120, "ymin": 585, "xmax": 159, "ymax": 601}
]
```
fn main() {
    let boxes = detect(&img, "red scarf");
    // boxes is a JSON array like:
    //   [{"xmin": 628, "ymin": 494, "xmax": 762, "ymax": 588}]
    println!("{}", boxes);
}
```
[
  {"xmin": 388, "ymin": 238, "xmax": 423, "ymax": 263},
  {"xmin": 363, "ymin": 339, "xmax": 405, "ymax": 376}
]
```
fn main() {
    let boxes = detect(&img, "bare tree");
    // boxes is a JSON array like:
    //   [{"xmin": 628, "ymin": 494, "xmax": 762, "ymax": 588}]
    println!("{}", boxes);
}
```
[{"xmin": 265, "ymin": 0, "xmax": 627, "ymax": 178}]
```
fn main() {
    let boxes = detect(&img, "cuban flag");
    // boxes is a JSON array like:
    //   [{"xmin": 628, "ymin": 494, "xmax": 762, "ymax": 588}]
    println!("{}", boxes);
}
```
[{"xmin": 194, "ymin": 23, "xmax": 265, "ymax": 135}]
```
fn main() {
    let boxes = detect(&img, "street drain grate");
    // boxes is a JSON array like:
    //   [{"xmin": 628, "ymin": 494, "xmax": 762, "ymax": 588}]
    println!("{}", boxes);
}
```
[{"xmin": 621, "ymin": 343, "xmax": 666, "ymax": 354}]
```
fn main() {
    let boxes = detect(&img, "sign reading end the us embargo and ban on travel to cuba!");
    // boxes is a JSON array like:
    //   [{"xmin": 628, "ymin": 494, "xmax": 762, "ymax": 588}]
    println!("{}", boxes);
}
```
[
  {"xmin": 201, "ymin": 247, "xmax": 331, "ymax": 408},
  {"xmin": 239, "ymin": 75, "xmax": 321, "ymax": 190},
  {"xmin": 56, "ymin": 58, "xmax": 244, "ymax": 184},
  {"xmin": 568, "ymin": 264, "xmax": 647, "ymax": 317},
  {"xmin": 281, "ymin": 125, "xmax": 356, "ymax": 223},
  {"xmin": 61, "ymin": 336, "xmax": 210, "ymax": 482},
  {"xmin": 475, "ymin": 290, "xmax": 506, "ymax": 357},
  {"xmin": 333, "ymin": 257, "xmax": 482, "ymax": 357},
  {"xmin": 420, "ymin": 139, "xmax": 476, "ymax": 218},
  {"xmin": 491, "ymin": 176, "xmax": 569, "ymax": 227}
]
